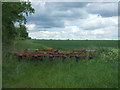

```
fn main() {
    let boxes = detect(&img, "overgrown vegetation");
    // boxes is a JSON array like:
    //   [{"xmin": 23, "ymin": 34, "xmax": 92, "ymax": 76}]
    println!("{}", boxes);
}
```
[
  {"xmin": 2, "ymin": 1, "xmax": 35, "ymax": 88},
  {"xmin": 2, "ymin": 40, "xmax": 118, "ymax": 88},
  {"xmin": 2, "ymin": 2, "xmax": 118, "ymax": 88}
]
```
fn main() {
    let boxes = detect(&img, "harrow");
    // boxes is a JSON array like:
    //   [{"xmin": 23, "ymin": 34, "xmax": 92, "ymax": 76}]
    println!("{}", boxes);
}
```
[{"xmin": 15, "ymin": 49, "xmax": 96, "ymax": 62}]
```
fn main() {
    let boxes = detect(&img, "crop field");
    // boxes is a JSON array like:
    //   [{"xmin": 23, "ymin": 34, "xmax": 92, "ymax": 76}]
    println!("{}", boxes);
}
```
[{"xmin": 2, "ymin": 40, "xmax": 118, "ymax": 88}]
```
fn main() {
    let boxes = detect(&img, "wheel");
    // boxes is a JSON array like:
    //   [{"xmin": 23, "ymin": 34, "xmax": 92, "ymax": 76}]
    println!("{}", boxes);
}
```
[
  {"xmin": 62, "ymin": 55, "xmax": 67, "ymax": 63},
  {"xmin": 17, "ymin": 54, "xmax": 23, "ymax": 61},
  {"xmin": 88, "ymin": 56, "xmax": 93, "ymax": 59},
  {"xmin": 49, "ymin": 55, "xmax": 54, "ymax": 62},
  {"xmin": 75, "ymin": 55, "xmax": 80, "ymax": 62}
]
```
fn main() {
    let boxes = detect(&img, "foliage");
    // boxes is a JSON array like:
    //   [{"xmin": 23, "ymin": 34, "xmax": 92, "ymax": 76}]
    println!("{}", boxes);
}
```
[
  {"xmin": 15, "ymin": 25, "xmax": 28, "ymax": 39},
  {"xmin": 2, "ymin": 2, "xmax": 35, "ymax": 44}
]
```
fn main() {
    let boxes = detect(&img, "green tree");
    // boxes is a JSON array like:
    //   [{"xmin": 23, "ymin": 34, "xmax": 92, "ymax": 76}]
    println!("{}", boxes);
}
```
[
  {"xmin": 2, "ymin": 2, "xmax": 35, "ymax": 44},
  {"xmin": 15, "ymin": 25, "xmax": 28, "ymax": 40}
]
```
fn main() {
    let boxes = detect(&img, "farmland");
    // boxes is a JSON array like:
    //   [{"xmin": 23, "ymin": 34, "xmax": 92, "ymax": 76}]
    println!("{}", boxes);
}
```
[{"xmin": 2, "ymin": 40, "xmax": 118, "ymax": 88}]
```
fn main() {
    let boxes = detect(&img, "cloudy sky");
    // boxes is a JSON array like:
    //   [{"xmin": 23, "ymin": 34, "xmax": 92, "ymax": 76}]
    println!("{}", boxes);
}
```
[{"xmin": 25, "ymin": 1, "xmax": 118, "ymax": 40}]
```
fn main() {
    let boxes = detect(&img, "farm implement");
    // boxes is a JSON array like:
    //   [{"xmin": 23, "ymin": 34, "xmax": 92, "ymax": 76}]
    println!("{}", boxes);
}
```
[{"xmin": 15, "ymin": 49, "xmax": 96, "ymax": 62}]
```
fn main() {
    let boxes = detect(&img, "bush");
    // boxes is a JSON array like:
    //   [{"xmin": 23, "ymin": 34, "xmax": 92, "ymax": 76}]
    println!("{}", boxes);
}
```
[{"xmin": 98, "ymin": 47, "xmax": 118, "ymax": 62}]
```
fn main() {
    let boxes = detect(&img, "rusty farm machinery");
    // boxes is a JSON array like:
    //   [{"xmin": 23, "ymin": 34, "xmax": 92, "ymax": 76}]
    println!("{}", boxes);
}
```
[{"xmin": 15, "ymin": 48, "xmax": 96, "ymax": 62}]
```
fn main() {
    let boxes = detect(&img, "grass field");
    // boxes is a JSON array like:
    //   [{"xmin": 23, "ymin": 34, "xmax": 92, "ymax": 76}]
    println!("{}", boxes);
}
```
[{"xmin": 2, "ymin": 39, "xmax": 118, "ymax": 88}]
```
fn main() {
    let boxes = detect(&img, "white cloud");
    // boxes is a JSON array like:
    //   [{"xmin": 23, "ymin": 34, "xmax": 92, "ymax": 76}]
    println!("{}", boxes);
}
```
[
  {"xmin": 79, "ymin": 14, "xmax": 118, "ymax": 30},
  {"xmin": 26, "ymin": 2, "xmax": 118, "ymax": 40},
  {"xmin": 27, "ymin": 14, "xmax": 118, "ymax": 40},
  {"xmin": 28, "ymin": 24, "xmax": 118, "ymax": 40},
  {"xmin": 26, "ymin": 24, "xmax": 36, "ymax": 30},
  {"xmin": 85, "ymin": 2, "xmax": 118, "ymax": 17},
  {"xmin": 92, "ymin": 29, "xmax": 104, "ymax": 34}
]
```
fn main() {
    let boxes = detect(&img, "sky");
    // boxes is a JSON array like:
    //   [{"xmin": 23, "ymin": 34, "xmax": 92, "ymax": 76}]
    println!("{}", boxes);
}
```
[{"xmin": 25, "ymin": 1, "xmax": 118, "ymax": 40}]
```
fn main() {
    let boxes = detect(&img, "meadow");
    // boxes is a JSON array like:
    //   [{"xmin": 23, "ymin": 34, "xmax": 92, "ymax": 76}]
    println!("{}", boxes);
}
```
[{"xmin": 2, "ymin": 39, "xmax": 118, "ymax": 88}]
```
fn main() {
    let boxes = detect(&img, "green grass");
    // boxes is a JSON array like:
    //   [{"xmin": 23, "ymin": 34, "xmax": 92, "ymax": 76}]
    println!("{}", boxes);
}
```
[
  {"xmin": 33, "ymin": 40, "xmax": 118, "ymax": 50},
  {"xmin": 2, "ymin": 39, "xmax": 118, "ymax": 88}
]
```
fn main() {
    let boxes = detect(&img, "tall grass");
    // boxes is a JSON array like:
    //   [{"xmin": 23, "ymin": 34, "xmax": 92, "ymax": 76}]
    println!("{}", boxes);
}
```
[{"xmin": 2, "ymin": 40, "xmax": 118, "ymax": 88}]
